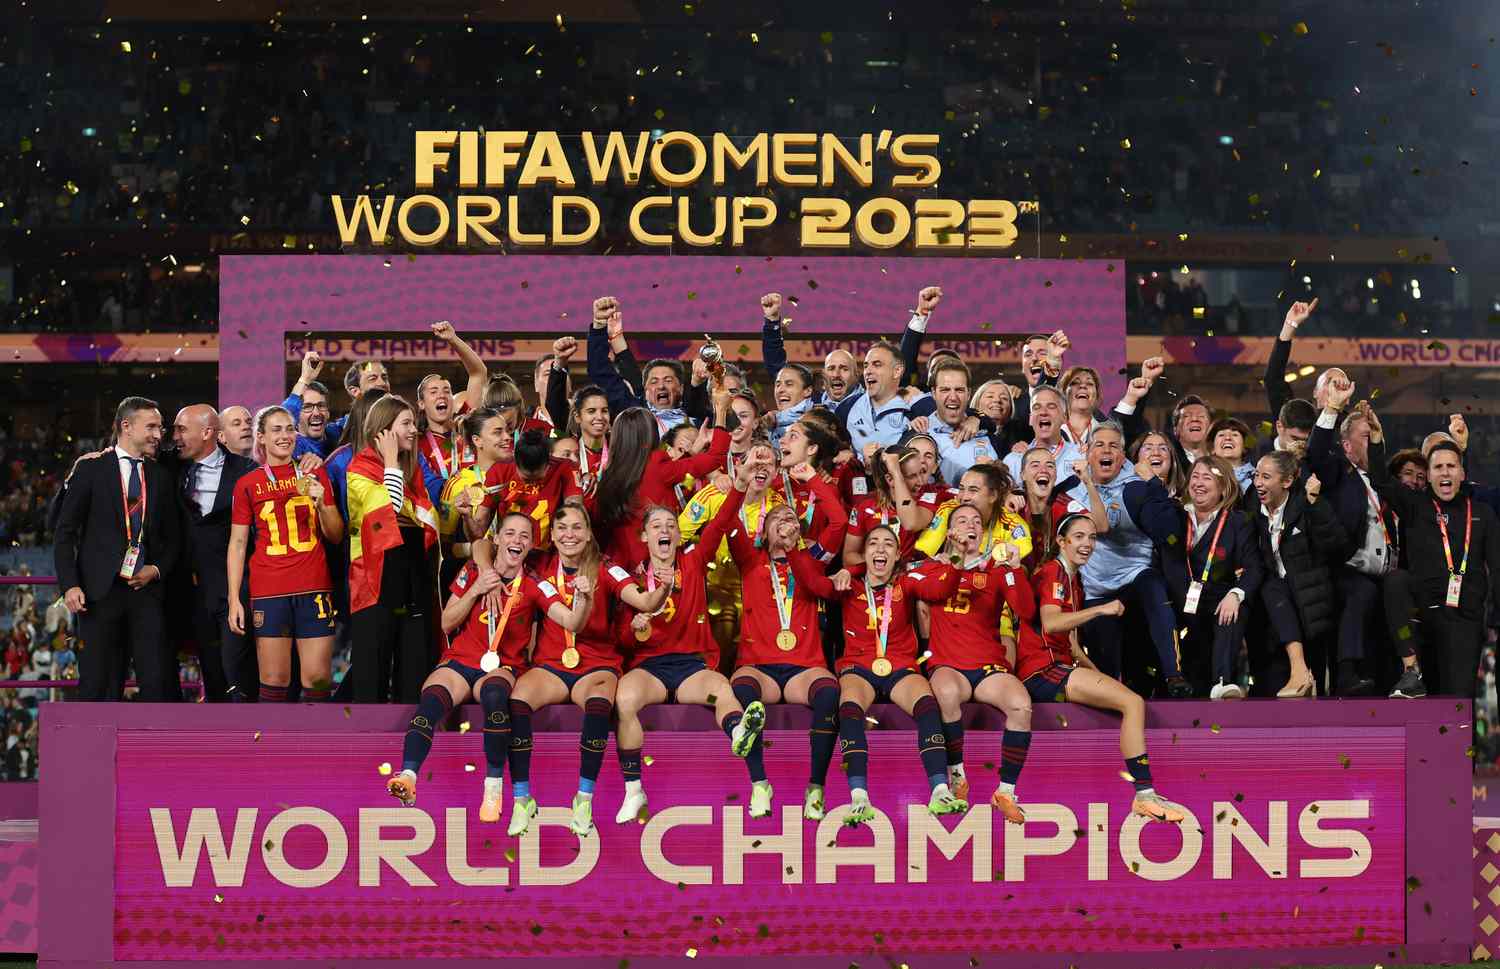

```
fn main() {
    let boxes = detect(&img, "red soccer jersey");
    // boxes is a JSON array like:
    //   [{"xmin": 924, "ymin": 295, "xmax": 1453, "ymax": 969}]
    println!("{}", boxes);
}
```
[
  {"xmin": 530, "ymin": 553, "xmax": 636, "ymax": 674},
  {"xmin": 834, "ymin": 458, "xmax": 870, "ymax": 510},
  {"xmin": 440, "ymin": 562, "xmax": 551, "ymax": 671},
  {"xmin": 523, "ymin": 407, "xmax": 554, "ymax": 437},
  {"xmin": 231, "ymin": 464, "xmax": 336, "ymax": 599},
  {"xmin": 847, "ymin": 497, "xmax": 923, "ymax": 558},
  {"xmin": 1016, "ymin": 558, "xmax": 1083, "ymax": 680},
  {"xmin": 916, "ymin": 485, "xmax": 959, "ymax": 515},
  {"xmin": 1020, "ymin": 494, "xmax": 1083, "ymax": 574},
  {"xmin": 773, "ymin": 472, "xmax": 849, "ymax": 561},
  {"xmin": 595, "ymin": 429, "xmax": 730, "ymax": 567},
  {"xmin": 791, "ymin": 552, "xmax": 958, "ymax": 673},
  {"xmin": 619, "ymin": 488, "xmax": 745, "ymax": 669},
  {"xmin": 726, "ymin": 528, "xmax": 827, "ymax": 669},
  {"xmin": 927, "ymin": 562, "xmax": 1036, "ymax": 671},
  {"xmin": 483, "ymin": 458, "xmax": 582, "ymax": 546},
  {"xmin": 417, "ymin": 426, "xmax": 475, "ymax": 481}
]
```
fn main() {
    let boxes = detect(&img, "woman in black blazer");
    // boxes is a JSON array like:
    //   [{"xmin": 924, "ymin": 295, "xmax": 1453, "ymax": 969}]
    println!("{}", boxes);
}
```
[{"xmin": 1126, "ymin": 455, "xmax": 1263, "ymax": 699}]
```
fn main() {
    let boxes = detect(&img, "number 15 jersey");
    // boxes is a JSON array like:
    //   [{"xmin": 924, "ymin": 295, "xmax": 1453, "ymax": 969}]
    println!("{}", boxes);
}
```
[{"xmin": 231, "ymin": 464, "xmax": 336, "ymax": 599}]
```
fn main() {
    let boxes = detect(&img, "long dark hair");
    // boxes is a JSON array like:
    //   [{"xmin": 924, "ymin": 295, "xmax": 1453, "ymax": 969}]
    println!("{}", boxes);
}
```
[
  {"xmin": 568, "ymin": 384, "xmax": 609, "ymax": 441},
  {"xmin": 337, "ymin": 387, "xmax": 389, "ymax": 451},
  {"xmin": 593, "ymin": 407, "xmax": 660, "ymax": 530},
  {"xmin": 962, "ymin": 462, "xmax": 1014, "ymax": 532},
  {"xmin": 871, "ymin": 446, "xmax": 919, "ymax": 510},
  {"xmin": 791, "ymin": 412, "xmax": 841, "ymax": 475}
]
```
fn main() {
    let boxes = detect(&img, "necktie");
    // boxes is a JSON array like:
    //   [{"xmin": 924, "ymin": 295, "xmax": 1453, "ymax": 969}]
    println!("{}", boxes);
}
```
[{"xmin": 125, "ymin": 458, "xmax": 144, "ymax": 540}]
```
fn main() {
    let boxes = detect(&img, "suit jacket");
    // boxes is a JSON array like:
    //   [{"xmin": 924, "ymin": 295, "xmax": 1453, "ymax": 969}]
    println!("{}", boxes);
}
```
[
  {"xmin": 159, "ymin": 445, "xmax": 258, "ymax": 608},
  {"xmin": 53, "ymin": 451, "xmax": 182, "ymax": 602}
]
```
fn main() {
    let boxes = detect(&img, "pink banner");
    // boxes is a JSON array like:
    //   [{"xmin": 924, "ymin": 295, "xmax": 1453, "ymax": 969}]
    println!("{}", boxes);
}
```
[{"xmin": 114, "ymin": 726, "xmax": 1403, "ymax": 960}]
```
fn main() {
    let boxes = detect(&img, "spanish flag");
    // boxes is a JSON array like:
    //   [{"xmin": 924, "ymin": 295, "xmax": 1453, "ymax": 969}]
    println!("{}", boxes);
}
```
[{"xmin": 347, "ymin": 447, "xmax": 441, "ymax": 614}]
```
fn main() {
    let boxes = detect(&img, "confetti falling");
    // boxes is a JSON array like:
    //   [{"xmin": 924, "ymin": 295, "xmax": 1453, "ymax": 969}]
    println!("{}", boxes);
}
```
[{"xmin": 377, "ymin": 762, "xmax": 392, "ymax": 776}]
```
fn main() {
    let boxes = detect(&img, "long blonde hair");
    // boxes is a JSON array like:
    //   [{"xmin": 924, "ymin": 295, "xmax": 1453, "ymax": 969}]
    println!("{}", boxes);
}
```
[
  {"xmin": 363, "ymin": 394, "xmax": 420, "ymax": 486},
  {"xmin": 554, "ymin": 497, "xmax": 602, "ymax": 586}
]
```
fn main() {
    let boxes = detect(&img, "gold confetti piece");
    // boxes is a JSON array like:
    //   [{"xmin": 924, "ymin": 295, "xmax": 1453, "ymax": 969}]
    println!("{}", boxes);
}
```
[
  {"xmin": 1293, "ymin": 21, "xmax": 1309, "ymax": 35},
  {"xmin": 1210, "ymin": 724, "xmax": 1221, "ymax": 734},
  {"xmin": 686, "ymin": 948, "xmax": 698, "ymax": 959},
  {"xmin": 1119, "ymin": 138, "xmax": 1131, "ymax": 149},
  {"xmin": 378, "ymin": 762, "xmax": 393, "ymax": 776},
  {"xmin": 1192, "ymin": 307, "xmax": 1205, "ymax": 319},
  {"xmin": 213, "ymin": 893, "xmax": 223, "ymax": 903},
  {"xmin": 121, "ymin": 40, "xmax": 132, "ymax": 52},
  {"xmin": 643, "ymin": 755, "xmax": 655, "ymax": 766},
  {"xmin": 556, "ymin": 13, "xmax": 563, "ymax": 26},
  {"xmin": 459, "ymin": 721, "xmax": 472, "ymax": 734},
  {"xmin": 1056, "ymin": 714, "xmax": 1069, "ymax": 727},
  {"xmin": 253, "ymin": 731, "xmax": 261, "ymax": 742},
  {"xmin": 464, "ymin": 763, "xmax": 476, "ymax": 773},
  {"xmin": 1312, "ymin": 168, "xmax": 1322, "ymax": 179},
  {"xmin": 504, "ymin": 848, "xmax": 516, "ymax": 863},
  {"xmin": 240, "ymin": 215, "xmax": 250, "ymax": 226}
]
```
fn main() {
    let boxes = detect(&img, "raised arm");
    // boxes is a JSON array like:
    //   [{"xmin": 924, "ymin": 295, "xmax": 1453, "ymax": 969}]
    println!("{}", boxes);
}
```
[
  {"xmin": 1267, "ymin": 298, "xmax": 1317, "ymax": 422},
  {"xmin": 760, "ymin": 292, "xmax": 788, "ymax": 383},
  {"xmin": 545, "ymin": 337, "xmax": 575, "ymax": 431},
  {"xmin": 586, "ymin": 296, "xmax": 645, "ymax": 416},
  {"xmin": 787, "ymin": 545, "xmax": 838, "ymax": 599},
  {"xmin": 1121, "ymin": 475, "xmax": 1187, "ymax": 547},
  {"xmin": 898, "ymin": 286, "xmax": 943, "ymax": 390},
  {"xmin": 429, "ymin": 321, "xmax": 488, "ymax": 413}
]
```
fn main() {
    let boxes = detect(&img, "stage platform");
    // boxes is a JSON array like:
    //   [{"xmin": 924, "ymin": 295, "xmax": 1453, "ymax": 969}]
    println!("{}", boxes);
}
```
[{"xmin": 35, "ymin": 699, "xmax": 1473, "ymax": 968}]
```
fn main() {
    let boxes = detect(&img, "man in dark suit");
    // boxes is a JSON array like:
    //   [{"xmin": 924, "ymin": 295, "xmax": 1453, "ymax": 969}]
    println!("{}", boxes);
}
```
[
  {"xmin": 163, "ymin": 404, "xmax": 259, "ymax": 701},
  {"xmin": 53, "ymin": 396, "xmax": 183, "ymax": 701}
]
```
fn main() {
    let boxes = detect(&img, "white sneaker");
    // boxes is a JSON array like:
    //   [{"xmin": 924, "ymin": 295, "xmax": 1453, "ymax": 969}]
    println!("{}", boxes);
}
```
[
  {"xmin": 731, "ymin": 701, "xmax": 766, "ymax": 757},
  {"xmin": 749, "ymin": 781, "xmax": 774, "ymax": 818},
  {"xmin": 1209, "ymin": 679, "xmax": 1246, "ymax": 700},
  {"xmin": 616, "ymin": 787, "xmax": 648, "ymax": 824},
  {"xmin": 803, "ymin": 784, "xmax": 825, "ymax": 821},
  {"xmin": 844, "ymin": 788, "xmax": 876, "ymax": 826},
  {"xmin": 479, "ymin": 777, "xmax": 504, "ymax": 823}
]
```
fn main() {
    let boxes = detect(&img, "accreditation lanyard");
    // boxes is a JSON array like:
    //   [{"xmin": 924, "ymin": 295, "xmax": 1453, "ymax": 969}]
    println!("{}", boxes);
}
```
[
  {"xmin": 782, "ymin": 472, "xmax": 815, "ymax": 527},
  {"xmin": 864, "ymin": 579, "xmax": 894, "ymax": 662},
  {"xmin": 1435, "ymin": 498, "xmax": 1472, "ymax": 608},
  {"xmin": 1362, "ymin": 476, "xmax": 1394, "ymax": 550},
  {"xmin": 122, "ymin": 461, "xmax": 148, "ymax": 548},
  {"xmin": 426, "ymin": 431, "xmax": 454, "ymax": 479},
  {"xmin": 485, "ymin": 572, "xmax": 526, "ymax": 652},
  {"xmin": 1182, "ymin": 509, "xmax": 1227, "ymax": 615}
]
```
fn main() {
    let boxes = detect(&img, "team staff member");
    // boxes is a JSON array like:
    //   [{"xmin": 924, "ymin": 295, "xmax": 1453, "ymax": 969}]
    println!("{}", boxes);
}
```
[
  {"xmin": 505, "ymin": 499, "xmax": 672, "ymax": 839},
  {"xmin": 924, "ymin": 505, "xmax": 1036, "ymax": 823},
  {"xmin": 54, "ymin": 396, "xmax": 183, "ymax": 701},
  {"xmin": 218, "ymin": 406, "xmax": 255, "ymax": 459},
  {"xmin": 227, "ymin": 406, "xmax": 345, "ymax": 702},
  {"xmin": 1371, "ymin": 421, "xmax": 1500, "ymax": 698},
  {"xmin": 1126, "ymin": 456, "xmax": 1263, "ymax": 699},
  {"xmin": 166, "ymin": 404, "xmax": 259, "ymax": 701},
  {"xmin": 1019, "ymin": 514, "xmax": 1186, "ymax": 823},
  {"xmin": 387, "ymin": 512, "xmax": 592, "ymax": 822},
  {"xmin": 613, "ymin": 462, "xmax": 768, "ymax": 824},
  {"xmin": 790, "ymin": 527, "xmax": 964, "ymax": 824}
]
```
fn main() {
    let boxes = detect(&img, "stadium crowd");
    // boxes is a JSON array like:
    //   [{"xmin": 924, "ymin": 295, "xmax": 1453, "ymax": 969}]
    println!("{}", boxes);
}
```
[{"xmin": 46, "ymin": 289, "xmax": 1500, "ymax": 829}]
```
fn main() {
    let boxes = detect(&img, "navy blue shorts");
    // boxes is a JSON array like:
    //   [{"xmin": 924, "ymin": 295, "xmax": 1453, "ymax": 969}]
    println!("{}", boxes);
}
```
[
  {"xmin": 755, "ymin": 662, "xmax": 810, "ymax": 693},
  {"xmin": 637, "ymin": 653, "xmax": 710, "ymax": 702},
  {"xmin": 541, "ymin": 665, "xmax": 616, "ymax": 692},
  {"xmin": 840, "ymin": 665, "xmax": 915, "ymax": 703},
  {"xmin": 1024, "ymin": 663, "xmax": 1074, "ymax": 703},
  {"xmin": 253, "ymin": 592, "xmax": 336, "ymax": 639},
  {"xmin": 439, "ymin": 660, "xmax": 513, "ymax": 689},
  {"xmin": 931, "ymin": 665, "xmax": 1010, "ymax": 692}
]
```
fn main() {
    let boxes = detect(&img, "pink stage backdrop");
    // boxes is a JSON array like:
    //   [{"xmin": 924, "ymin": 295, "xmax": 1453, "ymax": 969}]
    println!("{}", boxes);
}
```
[
  {"xmin": 218, "ymin": 255, "xmax": 1125, "ymax": 412},
  {"xmin": 114, "ymin": 726, "xmax": 1402, "ymax": 960}
]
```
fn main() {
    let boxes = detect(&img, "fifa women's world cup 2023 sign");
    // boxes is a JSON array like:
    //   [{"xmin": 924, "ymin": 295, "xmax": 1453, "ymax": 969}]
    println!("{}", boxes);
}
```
[{"xmin": 330, "ymin": 130, "xmax": 1033, "ymax": 250}]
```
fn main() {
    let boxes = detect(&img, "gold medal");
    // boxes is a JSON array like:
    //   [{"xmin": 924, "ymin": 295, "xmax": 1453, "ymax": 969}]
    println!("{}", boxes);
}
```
[
  {"xmin": 634, "ymin": 624, "xmax": 652, "ymax": 643},
  {"xmin": 872, "ymin": 657, "xmax": 893, "ymax": 677},
  {"xmin": 972, "ymin": 572, "xmax": 987, "ymax": 590},
  {"xmin": 294, "ymin": 475, "xmax": 311, "ymax": 496},
  {"xmin": 561, "ymin": 646, "xmax": 581, "ymax": 669},
  {"xmin": 776, "ymin": 629, "xmax": 797, "ymax": 652},
  {"xmin": 466, "ymin": 485, "xmax": 484, "ymax": 509}
]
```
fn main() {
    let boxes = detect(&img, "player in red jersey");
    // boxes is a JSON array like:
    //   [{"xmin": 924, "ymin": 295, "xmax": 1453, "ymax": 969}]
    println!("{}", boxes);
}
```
[
  {"xmin": 773, "ymin": 417, "xmax": 849, "ymax": 564},
  {"xmin": 725, "ymin": 502, "xmax": 842, "ymax": 820},
  {"xmin": 468, "ymin": 428, "xmax": 582, "ymax": 546},
  {"xmin": 924, "ymin": 504, "xmax": 1037, "ymax": 824},
  {"xmin": 386, "ymin": 512, "xmax": 591, "ymax": 821},
  {"xmin": 227, "ymin": 406, "xmax": 345, "ymax": 702},
  {"xmin": 590, "ymin": 398, "xmax": 731, "ymax": 567},
  {"xmin": 571, "ymin": 386, "xmax": 612, "ymax": 494},
  {"xmin": 612, "ymin": 458, "xmax": 771, "ymax": 823},
  {"xmin": 790, "ymin": 526, "xmax": 965, "ymax": 823},
  {"xmin": 902, "ymin": 432, "xmax": 957, "ymax": 509},
  {"xmin": 1018, "ymin": 514, "xmax": 1186, "ymax": 823},
  {"xmin": 845, "ymin": 446, "xmax": 931, "ymax": 566},
  {"xmin": 413, "ymin": 321, "xmax": 488, "ymax": 480},
  {"xmin": 1018, "ymin": 446, "xmax": 1081, "ymax": 573},
  {"xmin": 505, "ymin": 498, "xmax": 671, "ymax": 839}
]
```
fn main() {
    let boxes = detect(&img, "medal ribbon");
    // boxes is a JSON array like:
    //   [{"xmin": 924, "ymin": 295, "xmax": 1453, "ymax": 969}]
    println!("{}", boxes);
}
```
[
  {"xmin": 555, "ymin": 561, "xmax": 578, "ymax": 653},
  {"xmin": 485, "ymin": 571, "xmax": 526, "ymax": 653},
  {"xmin": 864, "ymin": 578, "xmax": 894, "ymax": 664},
  {"xmin": 426, "ymin": 431, "xmax": 454, "ymax": 478},
  {"xmin": 768, "ymin": 558, "xmax": 795, "ymax": 635}
]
